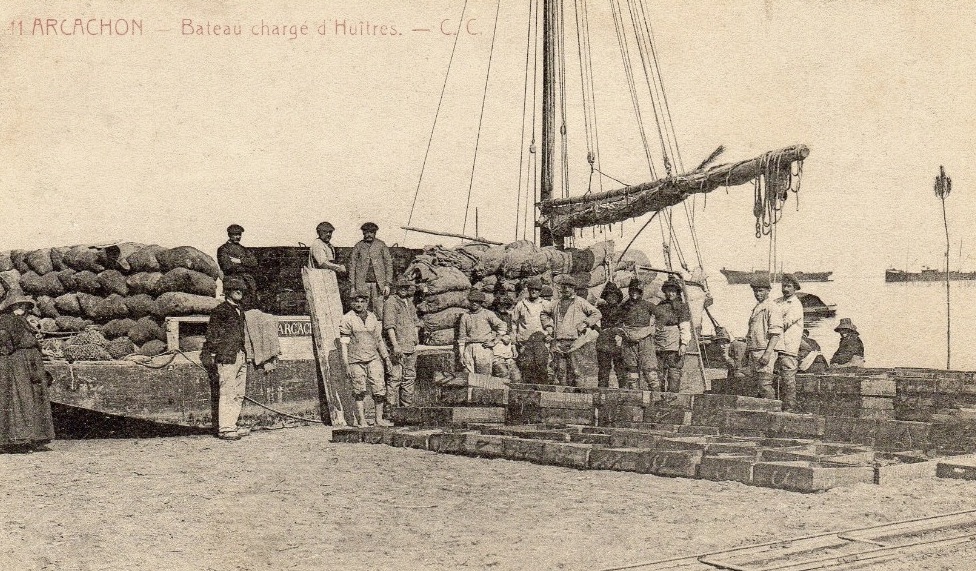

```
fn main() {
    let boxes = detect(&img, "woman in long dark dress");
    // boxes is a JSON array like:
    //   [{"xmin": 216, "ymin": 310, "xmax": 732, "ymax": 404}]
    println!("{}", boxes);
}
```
[{"xmin": 0, "ymin": 295, "xmax": 55, "ymax": 452}]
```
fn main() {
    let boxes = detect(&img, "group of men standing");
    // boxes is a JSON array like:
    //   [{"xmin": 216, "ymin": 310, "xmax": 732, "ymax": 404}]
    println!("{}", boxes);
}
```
[
  {"xmin": 207, "ymin": 221, "xmax": 418, "ymax": 432},
  {"xmin": 457, "ymin": 273, "xmax": 694, "ymax": 392}
]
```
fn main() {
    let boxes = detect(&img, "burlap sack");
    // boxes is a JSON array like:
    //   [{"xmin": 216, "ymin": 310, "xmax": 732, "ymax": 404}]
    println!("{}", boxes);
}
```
[
  {"xmin": 76, "ymin": 293, "xmax": 103, "ymax": 319},
  {"xmin": 91, "ymin": 294, "xmax": 130, "ymax": 322},
  {"xmin": 57, "ymin": 269, "xmax": 78, "ymax": 291},
  {"xmin": 97, "ymin": 270, "xmax": 129, "ymax": 296},
  {"xmin": 104, "ymin": 242, "xmax": 147, "ymax": 273},
  {"xmin": 26, "ymin": 249, "xmax": 54, "ymax": 275},
  {"xmin": 138, "ymin": 340, "xmax": 168, "ymax": 357},
  {"xmin": 422, "ymin": 266, "xmax": 471, "ymax": 295},
  {"xmin": 425, "ymin": 329, "xmax": 457, "ymax": 346},
  {"xmin": 0, "ymin": 269, "xmax": 21, "ymax": 293},
  {"xmin": 156, "ymin": 292, "xmax": 220, "ymax": 316},
  {"xmin": 64, "ymin": 344, "xmax": 113, "ymax": 362},
  {"xmin": 416, "ymin": 290, "xmax": 470, "ymax": 314},
  {"xmin": 36, "ymin": 296, "xmax": 60, "ymax": 319},
  {"xmin": 157, "ymin": 246, "xmax": 222, "ymax": 280},
  {"xmin": 105, "ymin": 337, "xmax": 137, "ymax": 359},
  {"xmin": 123, "ymin": 294, "xmax": 158, "ymax": 319},
  {"xmin": 128, "ymin": 316, "xmax": 166, "ymax": 345},
  {"xmin": 10, "ymin": 250, "xmax": 30, "ymax": 274},
  {"xmin": 421, "ymin": 307, "xmax": 467, "ymax": 331},
  {"xmin": 18, "ymin": 271, "xmax": 44, "ymax": 296},
  {"xmin": 126, "ymin": 272, "xmax": 163, "ymax": 296},
  {"xmin": 73, "ymin": 271, "xmax": 104, "ymax": 294},
  {"xmin": 54, "ymin": 316, "xmax": 93, "ymax": 332},
  {"xmin": 101, "ymin": 318, "xmax": 137, "ymax": 340},
  {"xmin": 126, "ymin": 244, "xmax": 165, "ymax": 273},
  {"xmin": 63, "ymin": 245, "xmax": 106, "ymax": 272},
  {"xmin": 54, "ymin": 293, "xmax": 82, "ymax": 315},
  {"xmin": 50, "ymin": 246, "xmax": 71, "ymax": 271},
  {"xmin": 157, "ymin": 268, "xmax": 218, "ymax": 297},
  {"xmin": 0, "ymin": 251, "xmax": 12, "ymax": 272}
]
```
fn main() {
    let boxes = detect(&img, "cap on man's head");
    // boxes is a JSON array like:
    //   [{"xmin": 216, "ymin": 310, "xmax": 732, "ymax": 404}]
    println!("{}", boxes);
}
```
[
  {"xmin": 223, "ymin": 276, "xmax": 247, "ymax": 293},
  {"xmin": 553, "ymin": 274, "xmax": 577, "ymax": 286},
  {"xmin": 350, "ymin": 289, "xmax": 370, "ymax": 300},
  {"xmin": 782, "ymin": 273, "xmax": 801, "ymax": 291},
  {"xmin": 749, "ymin": 275, "xmax": 772, "ymax": 290},
  {"xmin": 395, "ymin": 276, "xmax": 414, "ymax": 289},
  {"xmin": 525, "ymin": 276, "xmax": 544, "ymax": 290},
  {"xmin": 467, "ymin": 290, "xmax": 487, "ymax": 303},
  {"xmin": 540, "ymin": 285, "xmax": 554, "ymax": 296},
  {"xmin": 627, "ymin": 277, "xmax": 644, "ymax": 291},
  {"xmin": 360, "ymin": 222, "xmax": 379, "ymax": 232},
  {"xmin": 316, "ymin": 221, "xmax": 335, "ymax": 233},
  {"xmin": 662, "ymin": 276, "xmax": 683, "ymax": 293},
  {"xmin": 227, "ymin": 224, "xmax": 245, "ymax": 235}
]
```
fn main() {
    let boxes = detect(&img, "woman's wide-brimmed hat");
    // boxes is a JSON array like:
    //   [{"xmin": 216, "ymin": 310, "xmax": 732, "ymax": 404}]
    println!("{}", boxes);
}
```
[{"xmin": 0, "ymin": 294, "xmax": 36, "ymax": 313}]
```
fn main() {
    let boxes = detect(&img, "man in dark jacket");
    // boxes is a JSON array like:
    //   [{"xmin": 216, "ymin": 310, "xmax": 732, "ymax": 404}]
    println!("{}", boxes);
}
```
[
  {"xmin": 203, "ymin": 276, "xmax": 248, "ymax": 440},
  {"xmin": 348, "ymin": 222, "xmax": 393, "ymax": 320},
  {"xmin": 217, "ymin": 224, "xmax": 259, "ymax": 309},
  {"xmin": 830, "ymin": 318, "xmax": 865, "ymax": 367}
]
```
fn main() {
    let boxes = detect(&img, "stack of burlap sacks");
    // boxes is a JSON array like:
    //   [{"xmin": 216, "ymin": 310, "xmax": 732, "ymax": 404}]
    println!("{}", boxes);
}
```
[
  {"xmin": 0, "ymin": 244, "xmax": 221, "ymax": 361},
  {"xmin": 405, "ymin": 240, "xmax": 628, "ymax": 347}
]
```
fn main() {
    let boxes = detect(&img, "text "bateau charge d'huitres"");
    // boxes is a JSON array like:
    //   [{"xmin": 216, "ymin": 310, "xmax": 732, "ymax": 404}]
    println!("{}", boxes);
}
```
[{"xmin": 181, "ymin": 18, "xmax": 401, "ymax": 38}]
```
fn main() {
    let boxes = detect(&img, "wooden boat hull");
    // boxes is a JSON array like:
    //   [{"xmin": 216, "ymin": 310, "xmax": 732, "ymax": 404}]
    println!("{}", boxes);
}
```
[
  {"xmin": 721, "ymin": 269, "xmax": 833, "ymax": 284},
  {"xmin": 886, "ymin": 269, "xmax": 976, "ymax": 282}
]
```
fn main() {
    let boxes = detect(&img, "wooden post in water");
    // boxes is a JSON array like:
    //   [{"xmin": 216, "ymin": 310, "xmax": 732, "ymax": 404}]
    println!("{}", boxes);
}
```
[{"xmin": 934, "ymin": 165, "xmax": 952, "ymax": 370}]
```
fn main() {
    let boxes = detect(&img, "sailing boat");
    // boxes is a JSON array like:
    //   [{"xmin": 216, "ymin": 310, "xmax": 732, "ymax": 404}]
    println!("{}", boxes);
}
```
[{"xmin": 403, "ymin": 0, "xmax": 810, "ymax": 390}]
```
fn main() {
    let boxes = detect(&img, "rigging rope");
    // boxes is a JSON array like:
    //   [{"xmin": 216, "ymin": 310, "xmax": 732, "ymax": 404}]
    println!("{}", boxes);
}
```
[
  {"xmin": 462, "ymin": 0, "xmax": 503, "ymax": 236},
  {"xmin": 403, "ymin": 0, "xmax": 470, "ymax": 244},
  {"xmin": 516, "ymin": 0, "xmax": 538, "ymax": 241},
  {"xmin": 610, "ymin": 0, "xmax": 657, "ymax": 180}
]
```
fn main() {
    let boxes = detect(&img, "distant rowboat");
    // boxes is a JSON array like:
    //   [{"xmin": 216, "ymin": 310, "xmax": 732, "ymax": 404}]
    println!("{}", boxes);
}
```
[{"xmin": 720, "ymin": 268, "xmax": 833, "ymax": 285}]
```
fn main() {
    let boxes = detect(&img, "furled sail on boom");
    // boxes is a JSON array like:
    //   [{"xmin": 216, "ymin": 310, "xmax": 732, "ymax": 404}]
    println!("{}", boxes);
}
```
[{"xmin": 538, "ymin": 145, "xmax": 809, "ymax": 237}]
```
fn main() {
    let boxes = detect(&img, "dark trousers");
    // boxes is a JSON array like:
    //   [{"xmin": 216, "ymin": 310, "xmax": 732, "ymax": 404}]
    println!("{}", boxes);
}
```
[{"xmin": 657, "ymin": 351, "xmax": 684, "ymax": 392}]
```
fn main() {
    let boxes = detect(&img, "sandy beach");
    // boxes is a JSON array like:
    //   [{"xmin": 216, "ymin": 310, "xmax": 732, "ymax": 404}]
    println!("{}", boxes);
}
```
[{"xmin": 3, "ymin": 426, "xmax": 976, "ymax": 571}]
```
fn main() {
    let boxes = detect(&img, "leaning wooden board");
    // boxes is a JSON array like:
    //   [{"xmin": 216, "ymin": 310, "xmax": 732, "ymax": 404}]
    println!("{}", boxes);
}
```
[{"xmin": 302, "ymin": 266, "xmax": 356, "ymax": 426}]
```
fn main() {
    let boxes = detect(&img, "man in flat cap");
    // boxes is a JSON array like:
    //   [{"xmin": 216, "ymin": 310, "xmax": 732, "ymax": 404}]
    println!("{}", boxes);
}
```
[
  {"xmin": 349, "ymin": 222, "xmax": 393, "ymax": 320},
  {"xmin": 653, "ymin": 276, "xmax": 692, "ymax": 392},
  {"xmin": 542, "ymin": 274, "xmax": 602, "ymax": 386},
  {"xmin": 774, "ymin": 274, "xmax": 804, "ymax": 410},
  {"xmin": 217, "ymin": 224, "xmax": 258, "ymax": 309},
  {"xmin": 203, "ymin": 276, "xmax": 250, "ymax": 440},
  {"xmin": 340, "ymin": 289, "xmax": 394, "ymax": 426},
  {"xmin": 744, "ymin": 274, "xmax": 783, "ymax": 400},
  {"xmin": 457, "ymin": 289, "xmax": 508, "ymax": 375},
  {"xmin": 308, "ymin": 221, "xmax": 346, "ymax": 274},
  {"xmin": 383, "ymin": 276, "xmax": 422, "ymax": 407}
]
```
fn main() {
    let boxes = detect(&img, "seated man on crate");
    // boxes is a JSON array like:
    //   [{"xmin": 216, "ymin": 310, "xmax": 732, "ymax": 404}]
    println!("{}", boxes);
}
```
[
  {"xmin": 340, "ymin": 289, "xmax": 394, "ymax": 427},
  {"xmin": 830, "ymin": 318, "xmax": 865, "ymax": 368}
]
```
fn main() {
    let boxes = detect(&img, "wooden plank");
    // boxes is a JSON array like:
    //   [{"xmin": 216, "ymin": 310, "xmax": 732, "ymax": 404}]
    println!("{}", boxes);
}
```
[{"xmin": 302, "ymin": 266, "xmax": 355, "ymax": 426}]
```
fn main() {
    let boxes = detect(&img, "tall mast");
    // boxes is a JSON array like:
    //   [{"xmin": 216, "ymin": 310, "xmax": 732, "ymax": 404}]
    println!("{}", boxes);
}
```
[{"xmin": 539, "ymin": 0, "xmax": 563, "ymax": 248}]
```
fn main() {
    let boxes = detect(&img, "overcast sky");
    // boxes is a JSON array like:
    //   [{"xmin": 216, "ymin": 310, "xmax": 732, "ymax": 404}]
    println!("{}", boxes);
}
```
[{"xmin": 2, "ymin": 0, "xmax": 974, "ymax": 278}]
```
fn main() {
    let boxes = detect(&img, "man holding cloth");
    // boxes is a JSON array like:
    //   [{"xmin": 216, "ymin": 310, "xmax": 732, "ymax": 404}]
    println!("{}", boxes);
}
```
[
  {"xmin": 745, "ymin": 275, "xmax": 783, "ymax": 400},
  {"xmin": 349, "ymin": 222, "xmax": 393, "ymax": 319},
  {"xmin": 203, "ymin": 276, "xmax": 250, "ymax": 440},
  {"xmin": 542, "ymin": 274, "xmax": 602, "ymax": 386},
  {"xmin": 384, "ymin": 277, "xmax": 422, "ymax": 407},
  {"xmin": 775, "ymin": 274, "xmax": 805, "ymax": 410}
]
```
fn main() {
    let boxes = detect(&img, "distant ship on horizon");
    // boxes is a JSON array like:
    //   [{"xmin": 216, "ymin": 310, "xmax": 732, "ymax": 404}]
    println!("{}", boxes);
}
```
[
  {"xmin": 885, "ymin": 267, "xmax": 976, "ymax": 282},
  {"xmin": 719, "ymin": 268, "xmax": 833, "ymax": 285}
]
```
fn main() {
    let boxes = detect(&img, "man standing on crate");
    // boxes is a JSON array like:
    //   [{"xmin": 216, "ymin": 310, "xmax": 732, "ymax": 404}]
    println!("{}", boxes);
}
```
[
  {"xmin": 340, "ymin": 289, "xmax": 394, "ymax": 427},
  {"xmin": 775, "ymin": 274, "xmax": 805, "ymax": 411},
  {"xmin": 384, "ymin": 277, "xmax": 422, "ymax": 407},
  {"xmin": 745, "ymin": 275, "xmax": 783, "ymax": 400},
  {"xmin": 542, "ymin": 274, "xmax": 602, "ymax": 387},
  {"xmin": 203, "ymin": 276, "xmax": 250, "ymax": 441},
  {"xmin": 308, "ymin": 221, "xmax": 346, "ymax": 274},
  {"xmin": 349, "ymin": 222, "xmax": 393, "ymax": 320},
  {"xmin": 217, "ymin": 224, "xmax": 259, "ymax": 309},
  {"xmin": 653, "ymin": 276, "xmax": 692, "ymax": 392}
]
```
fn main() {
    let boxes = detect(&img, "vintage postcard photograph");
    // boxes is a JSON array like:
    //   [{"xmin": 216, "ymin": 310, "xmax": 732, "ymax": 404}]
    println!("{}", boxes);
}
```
[{"xmin": 2, "ymin": 1, "xmax": 976, "ymax": 569}]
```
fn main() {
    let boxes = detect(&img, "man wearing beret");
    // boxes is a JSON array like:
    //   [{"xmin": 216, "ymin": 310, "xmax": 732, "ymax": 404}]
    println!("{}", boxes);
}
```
[
  {"xmin": 308, "ymin": 221, "xmax": 346, "ymax": 274},
  {"xmin": 203, "ymin": 276, "xmax": 249, "ymax": 440},
  {"xmin": 457, "ymin": 289, "xmax": 508, "ymax": 375},
  {"xmin": 774, "ymin": 274, "xmax": 804, "ymax": 410},
  {"xmin": 340, "ymin": 289, "xmax": 394, "ymax": 426},
  {"xmin": 745, "ymin": 275, "xmax": 783, "ymax": 399},
  {"xmin": 349, "ymin": 222, "xmax": 393, "ymax": 320},
  {"xmin": 217, "ymin": 224, "xmax": 259, "ymax": 309},
  {"xmin": 542, "ymin": 274, "xmax": 602, "ymax": 386}
]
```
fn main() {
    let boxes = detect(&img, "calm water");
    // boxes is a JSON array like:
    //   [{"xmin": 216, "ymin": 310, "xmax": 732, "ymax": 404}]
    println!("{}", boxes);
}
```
[{"xmin": 701, "ymin": 273, "xmax": 976, "ymax": 371}]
